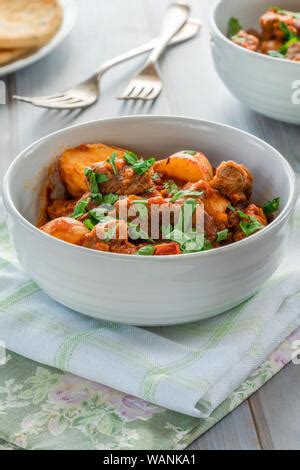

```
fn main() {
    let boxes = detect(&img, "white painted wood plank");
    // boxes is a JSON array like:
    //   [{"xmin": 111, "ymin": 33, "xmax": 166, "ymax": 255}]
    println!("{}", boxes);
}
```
[
  {"xmin": 2, "ymin": 0, "xmax": 299, "ymax": 450},
  {"xmin": 188, "ymin": 401, "xmax": 261, "ymax": 450},
  {"xmin": 250, "ymin": 363, "xmax": 300, "ymax": 450}
]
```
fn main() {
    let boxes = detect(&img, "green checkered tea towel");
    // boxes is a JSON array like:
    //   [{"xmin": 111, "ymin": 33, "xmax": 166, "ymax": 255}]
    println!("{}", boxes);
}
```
[{"xmin": 0, "ymin": 180, "xmax": 299, "ymax": 419}]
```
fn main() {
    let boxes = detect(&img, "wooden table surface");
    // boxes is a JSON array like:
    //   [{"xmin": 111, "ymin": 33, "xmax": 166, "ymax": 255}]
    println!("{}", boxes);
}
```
[{"xmin": 0, "ymin": 0, "xmax": 299, "ymax": 450}]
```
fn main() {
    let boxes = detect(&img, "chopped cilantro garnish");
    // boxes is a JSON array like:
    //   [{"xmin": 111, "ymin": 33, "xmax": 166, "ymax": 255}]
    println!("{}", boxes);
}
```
[
  {"xmin": 102, "ymin": 193, "xmax": 119, "ymax": 206},
  {"xmin": 263, "ymin": 197, "xmax": 280, "ymax": 216},
  {"xmin": 132, "ymin": 158, "xmax": 156, "ymax": 175},
  {"xmin": 228, "ymin": 17, "xmax": 243, "ymax": 38},
  {"xmin": 268, "ymin": 50, "xmax": 285, "ymax": 58},
  {"xmin": 83, "ymin": 219, "xmax": 95, "ymax": 231},
  {"xmin": 227, "ymin": 203, "xmax": 236, "ymax": 212},
  {"xmin": 202, "ymin": 240, "xmax": 213, "ymax": 251},
  {"xmin": 217, "ymin": 229, "xmax": 229, "ymax": 242},
  {"xmin": 240, "ymin": 218, "xmax": 264, "ymax": 237},
  {"xmin": 137, "ymin": 245, "xmax": 156, "ymax": 256},
  {"xmin": 107, "ymin": 152, "xmax": 118, "ymax": 175},
  {"xmin": 171, "ymin": 189, "xmax": 203, "ymax": 202},
  {"xmin": 128, "ymin": 223, "xmax": 153, "ymax": 241},
  {"xmin": 183, "ymin": 150, "xmax": 197, "ymax": 156},
  {"xmin": 84, "ymin": 167, "xmax": 109, "ymax": 194},
  {"xmin": 280, "ymin": 22, "xmax": 298, "ymax": 41},
  {"xmin": 73, "ymin": 199, "xmax": 90, "ymax": 219},
  {"xmin": 124, "ymin": 151, "xmax": 156, "ymax": 175},
  {"xmin": 103, "ymin": 226, "xmax": 116, "ymax": 242},
  {"xmin": 131, "ymin": 199, "xmax": 148, "ymax": 205},
  {"xmin": 89, "ymin": 207, "xmax": 111, "ymax": 223},
  {"xmin": 152, "ymin": 172, "xmax": 161, "ymax": 181},
  {"xmin": 124, "ymin": 150, "xmax": 139, "ymax": 166},
  {"xmin": 164, "ymin": 180, "xmax": 179, "ymax": 195},
  {"xmin": 280, "ymin": 37, "xmax": 299, "ymax": 55}
]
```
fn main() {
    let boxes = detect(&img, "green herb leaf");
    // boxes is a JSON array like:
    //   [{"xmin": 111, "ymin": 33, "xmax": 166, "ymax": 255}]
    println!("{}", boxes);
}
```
[
  {"xmin": 90, "ymin": 193, "xmax": 103, "ymax": 205},
  {"xmin": 72, "ymin": 198, "xmax": 90, "ymax": 219},
  {"xmin": 280, "ymin": 21, "xmax": 298, "ymax": 41},
  {"xmin": 240, "ymin": 218, "xmax": 264, "ymax": 237},
  {"xmin": 137, "ymin": 245, "xmax": 155, "ymax": 256},
  {"xmin": 107, "ymin": 152, "xmax": 118, "ymax": 175},
  {"xmin": 268, "ymin": 50, "xmax": 285, "ymax": 58},
  {"xmin": 132, "ymin": 158, "xmax": 156, "ymax": 175},
  {"xmin": 83, "ymin": 219, "xmax": 95, "ymax": 231},
  {"xmin": 279, "ymin": 36, "xmax": 299, "ymax": 55},
  {"xmin": 103, "ymin": 226, "xmax": 116, "ymax": 242},
  {"xmin": 102, "ymin": 193, "xmax": 119, "ymax": 206},
  {"xmin": 228, "ymin": 17, "xmax": 243, "ymax": 38},
  {"xmin": 124, "ymin": 150, "xmax": 139, "ymax": 166},
  {"xmin": 96, "ymin": 174, "xmax": 109, "ymax": 183},
  {"xmin": 227, "ymin": 203, "xmax": 236, "ymax": 212},
  {"xmin": 128, "ymin": 223, "xmax": 153, "ymax": 242},
  {"xmin": 217, "ymin": 229, "xmax": 229, "ymax": 242},
  {"xmin": 89, "ymin": 207, "xmax": 111, "ymax": 223},
  {"xmin": 202, "ymin": 240, "xmax": 213, "ymax": 251},
  {"xmin": 131, "ymin": 199, "xmax": 148, "ymax": 205},
  {"xmin": 171, "ymin": 189, "xmax": 203, "ymax": 202},
  {"xmin": 124, "ymin": 151, "xmax": 156, "ymax": 176},
  {"xmin": 152, "ymin": 172, "xmax": 161, "ymax": 181},
  {"xmin": 84, "ymin": 167, "xmax": 108, "ymax": 194},
  {"xmin": 237, "ymin": 210, "xmax": 251, "ymax": 220},
  {"xmin": 164, "ymin": 180, "xmax": 179, "ymax": 195},
  {"xmin": 262, "ymin": 197, "xmax": 280, "ymax": 216}
]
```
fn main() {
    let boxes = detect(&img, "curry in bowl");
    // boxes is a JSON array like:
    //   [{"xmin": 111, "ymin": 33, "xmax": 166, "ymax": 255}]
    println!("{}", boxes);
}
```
[
  {"xmin": 228, "ymin": 6, "xmax": 300, "ymax": 60},
  {"xmin": 39, "ymin": 143, "xmax": 280, "ymax": 256}
]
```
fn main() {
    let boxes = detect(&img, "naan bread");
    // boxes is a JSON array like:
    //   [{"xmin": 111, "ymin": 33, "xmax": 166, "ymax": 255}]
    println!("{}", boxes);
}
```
[
  {"xmin": 0, "ymin": 47, "xmax": 34, "ymax": 65},
  {"xmin": 0, "ymin": 0, "xmax": 63, "ymax": 49}
]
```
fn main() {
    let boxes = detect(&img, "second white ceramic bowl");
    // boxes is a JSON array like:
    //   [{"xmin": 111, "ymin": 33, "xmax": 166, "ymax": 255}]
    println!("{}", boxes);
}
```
[
  {"xmin": 3, "ymin": 116, "xmax": 297, "ymax": 325},
  {"xmin": 210, "ymin": 0, "xmax": 300, "ymax": 124}
]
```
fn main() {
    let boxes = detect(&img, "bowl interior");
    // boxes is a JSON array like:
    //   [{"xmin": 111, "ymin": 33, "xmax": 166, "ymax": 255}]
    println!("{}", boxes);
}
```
[
  {"xmin": 213, "ymin": 0, "xmax": 300, "ymax": 35},
  {"xmin": 5, "ymin": 117, "xmax": 294, "ymax": 226}
]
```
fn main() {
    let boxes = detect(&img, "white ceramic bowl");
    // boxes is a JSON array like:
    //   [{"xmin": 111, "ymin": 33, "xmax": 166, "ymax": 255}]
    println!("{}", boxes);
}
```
[
  {"xmin": 210, "ymin": 0, "xmax": 300, "ymax": 124},
  {"xmin": 3, "ymin": 116, "xmax": 297, "ymax": 326}
]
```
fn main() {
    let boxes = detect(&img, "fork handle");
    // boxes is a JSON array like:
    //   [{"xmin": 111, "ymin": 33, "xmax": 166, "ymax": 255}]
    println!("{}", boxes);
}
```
[
  {"xmin": 144, "ymin": 2, "xmax": 190, "ymax": 66},
  {"xmin": 97, "ymin": 16, "xmax": 199, "ymax": 77}
]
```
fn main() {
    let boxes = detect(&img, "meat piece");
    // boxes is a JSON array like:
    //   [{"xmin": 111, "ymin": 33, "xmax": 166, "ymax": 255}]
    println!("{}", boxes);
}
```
[
  {"xmin": 40, "ymin": 218, "xmax": 89, "ymax": 245},
  {"xmin": 243, "ymin": 204, "xmax": 267, "ymax": 226},
  {"xmin": 232, "ymin": 204, "xmax": 267, "ymax": 242},
  {"xmin": 92, "ymin": 160, "xmax": 153, "ymax": 196},
  {"xmin": 231, "ymin": 30, "xmax": 260, "ymax": 51},
  {"xmin": 260, "ymin": 9, "xmax": 297, "ymax": 40},
  {"xmin": 286, "ymin": 41, "xmax": 300, "ymax": 61},
  {"xmin": 83, "ymin": 219, "xmax": 138, "ymax": 254},
  {"xmin": 260, "ymin": 39, "xmax": 282, "ymax": 54},
  {"xmin": 210, "ymin": 161, "xmax": 253, "ymax": 203},
  {"xmin": 58, "ymin": 143, "xmax": 125, "ymax": 198},
  {"xmin": 47, "ymin": 199, "xmax": 77, "ymax": 220},
  {"xmin": 204, "ymin": 211, "xmax": 219, "ymax": 243}
]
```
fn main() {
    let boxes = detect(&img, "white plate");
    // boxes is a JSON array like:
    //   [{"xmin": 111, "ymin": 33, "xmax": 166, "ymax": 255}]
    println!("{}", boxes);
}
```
[{"xmin": 0, "ymin": 0, "xmax": 78, "ymax": 77}]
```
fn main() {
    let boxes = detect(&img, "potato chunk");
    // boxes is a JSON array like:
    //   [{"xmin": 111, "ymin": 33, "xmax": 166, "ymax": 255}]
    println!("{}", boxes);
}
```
[
  {"xmin": 40, "ymin": 217, "xmax": 89, "ymax": 245},
  {"xmin": 154, "ymin": 151, "xmax": 213, "ymax": 182},
  {"xmin": 58, "ymin": 143, "xmax": 125, "ymax": 197}
]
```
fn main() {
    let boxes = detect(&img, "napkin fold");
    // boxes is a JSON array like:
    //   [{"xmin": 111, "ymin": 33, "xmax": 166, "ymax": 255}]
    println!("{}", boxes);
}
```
[{"xmin": 0, "ymin": 185, "xmax": 299, "ymax": 418}]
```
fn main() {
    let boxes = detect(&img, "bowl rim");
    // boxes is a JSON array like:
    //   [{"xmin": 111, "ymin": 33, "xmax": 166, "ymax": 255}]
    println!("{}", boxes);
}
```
[
  {"xmin": 3, "ymin": 114, "xmax": 297, "ymax": 262},
  {"xmin": 209, "ymin": 0, "xmax": 300, "ymax": 66}
]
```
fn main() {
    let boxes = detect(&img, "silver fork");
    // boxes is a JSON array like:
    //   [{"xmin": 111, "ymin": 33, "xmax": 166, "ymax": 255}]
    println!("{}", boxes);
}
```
[
  {"xmin": 118, "ymin": 2, "xmax": 190, "ymax": 101},
  {"xmin": 13, "ymin": 18, "xmax": 199, "ymax": 110}
]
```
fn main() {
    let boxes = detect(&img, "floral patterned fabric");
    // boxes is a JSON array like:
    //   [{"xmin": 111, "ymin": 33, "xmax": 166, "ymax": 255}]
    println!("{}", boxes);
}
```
[{"xmin": 0, "ymin": 329, "xmax": 299, "ymax": 450}]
